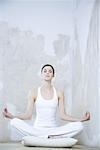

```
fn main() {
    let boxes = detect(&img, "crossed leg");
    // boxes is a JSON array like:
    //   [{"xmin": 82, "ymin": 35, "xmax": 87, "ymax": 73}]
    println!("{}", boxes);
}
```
[{"xmin": 10, "ymin": 118, "xmax": 84, "ymax": 138}]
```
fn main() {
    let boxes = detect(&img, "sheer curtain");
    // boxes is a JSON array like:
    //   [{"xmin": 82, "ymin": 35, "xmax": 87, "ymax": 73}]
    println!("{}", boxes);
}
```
[{"xmin": 71, "ymin": 0, "xmax": 100, "ymax": 147}]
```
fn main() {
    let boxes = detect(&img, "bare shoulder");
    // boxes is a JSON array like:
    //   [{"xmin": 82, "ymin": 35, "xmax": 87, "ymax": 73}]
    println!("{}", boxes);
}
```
[
  {"xmin": 28, "ymin": 87, "xmax": 38, "ymax": 100},
  {"xmin": 55, "ymin": 86, "xmax": 64, "ymax": 99}
]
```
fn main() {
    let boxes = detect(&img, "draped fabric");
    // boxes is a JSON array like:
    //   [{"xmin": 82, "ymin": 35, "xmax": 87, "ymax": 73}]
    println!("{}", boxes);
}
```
[
  {"xmin": 71, "ymin": 0, "xmax": 99, "ymax": 147},
  {"xmin": 0, "ymin": 0, "xmax": 99, "ymax": 147},
  {"xmin": 81, "ymin": 0, "xmax": 99, "ymax": 146}
]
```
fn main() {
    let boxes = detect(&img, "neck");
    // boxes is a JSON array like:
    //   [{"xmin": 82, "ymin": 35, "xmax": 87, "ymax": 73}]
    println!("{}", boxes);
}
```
[{"xmin": 41, "ymin": 80, "xmax": 52, "ymax": 89}]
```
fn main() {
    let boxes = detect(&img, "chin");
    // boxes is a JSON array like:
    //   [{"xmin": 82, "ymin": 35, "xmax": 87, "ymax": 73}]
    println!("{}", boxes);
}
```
[
  {"xmin": 44, "ymin": 77, "xmax": 51, "ymax": 81},
  {"xmin": 44, "ymin": 79, "xmax": 51, "ymax": 81}
]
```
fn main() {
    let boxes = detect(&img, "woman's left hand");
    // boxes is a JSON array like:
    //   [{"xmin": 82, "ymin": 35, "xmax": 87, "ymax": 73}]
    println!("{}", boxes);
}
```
[{"xmin": 81, "ymin": 112, "xmax": 90, "ymax": 122}]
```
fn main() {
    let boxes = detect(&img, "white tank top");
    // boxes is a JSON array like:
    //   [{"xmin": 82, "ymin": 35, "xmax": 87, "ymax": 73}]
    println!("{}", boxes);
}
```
[{"xmin": 34, "ymin": 86, "xmax": 58, "ymax": 128}]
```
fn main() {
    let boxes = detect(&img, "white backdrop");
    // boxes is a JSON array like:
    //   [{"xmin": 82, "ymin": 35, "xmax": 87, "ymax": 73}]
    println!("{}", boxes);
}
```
[{"xmin": 0, "ymin": 0, "xmax": 100, "ymax": 147}]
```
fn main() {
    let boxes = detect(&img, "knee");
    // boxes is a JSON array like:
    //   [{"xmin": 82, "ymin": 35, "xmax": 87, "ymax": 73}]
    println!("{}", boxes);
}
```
[
  {"xmin": 71, "ymin": 121, "xmax": 84, "ymax": 132},
  {"xmin": 10, "ymin": 118, "xmax": 20, "ymax": 126},
  {"xmin": 76, "ymin": 122, "xmax": 84, "ymax": 132}
]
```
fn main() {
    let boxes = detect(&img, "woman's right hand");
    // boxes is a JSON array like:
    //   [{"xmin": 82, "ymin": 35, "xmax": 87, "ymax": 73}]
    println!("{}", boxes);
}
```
[{"xmin": 3, "ymin": 108, "xmax": 14, "ymax": 119}]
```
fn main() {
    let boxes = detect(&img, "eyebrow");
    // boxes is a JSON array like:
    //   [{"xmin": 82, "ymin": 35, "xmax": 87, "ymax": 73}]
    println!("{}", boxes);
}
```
[{"xmin": 44, "ymin": 69, "xmax": 52, "ymax": 71}]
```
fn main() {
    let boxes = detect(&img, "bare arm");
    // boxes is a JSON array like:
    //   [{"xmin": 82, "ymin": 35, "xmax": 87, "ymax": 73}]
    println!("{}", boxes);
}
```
[
  {"xmin": 3, "ymin": 89, "xmax": 36, "ymax": 120},
  {"xmin": 58, "ymin": 90, "xmax": 90, "ymax": 122}
]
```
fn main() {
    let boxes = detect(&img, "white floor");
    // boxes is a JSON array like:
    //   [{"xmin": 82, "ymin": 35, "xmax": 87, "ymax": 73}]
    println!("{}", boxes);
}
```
[{"xmin": 0, "ymin": 143, "xmax": 99, "ymax": 150}]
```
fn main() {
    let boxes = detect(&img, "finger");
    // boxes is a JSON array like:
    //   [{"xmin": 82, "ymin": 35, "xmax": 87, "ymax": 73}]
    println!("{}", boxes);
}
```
[
  {"xmin": 87, "ymin": 114, "xmax": 90, "ymax": 120},
  {"xmin": 2, "ymin": 112, "xmax": 5, "ymax": 116},
  {"xmin": 86, "ymin": 112, "xmax": 90, "ymax": 117},
  {"xmin": 3, "ymin": 111, "xmax": 8, "ymax": 116},
  {"xmin": 87, "ymin": 112, "xmax": 90, "ymax": 117},
  {"xmin": 4, "ymin": 108, "xmax": 8, "ymax": 113},
  {"xmin": 86, "ymin": 111, "xmax": 90, "ymax": 115},
  {"xmin": 2, "ymin": 112, "xmax": 7, "ymax": 118}
]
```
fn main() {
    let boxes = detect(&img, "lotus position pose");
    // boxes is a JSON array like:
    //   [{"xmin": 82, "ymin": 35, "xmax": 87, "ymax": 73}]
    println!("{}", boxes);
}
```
[{"xmin": 3, "ymin": 64, "xmax": 90, "ymax": 139}]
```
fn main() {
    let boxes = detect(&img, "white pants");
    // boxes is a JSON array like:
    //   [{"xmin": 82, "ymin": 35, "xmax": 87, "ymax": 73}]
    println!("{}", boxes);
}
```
[{"xmin": 10, "ymin": 118, "xmax": 83, "ymax": 139}]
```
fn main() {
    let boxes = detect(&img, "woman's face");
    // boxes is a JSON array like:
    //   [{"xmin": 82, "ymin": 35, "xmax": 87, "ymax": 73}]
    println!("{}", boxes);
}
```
[{"xmin": 41, "ymin": 66, "xmax": 54, "ymax": 81}]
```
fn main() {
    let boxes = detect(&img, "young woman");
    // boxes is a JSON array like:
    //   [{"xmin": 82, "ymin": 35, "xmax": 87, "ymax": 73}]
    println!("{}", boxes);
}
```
[{"xmin": 3, "ymin": 64, "xmax": 90, "ymax": 139}]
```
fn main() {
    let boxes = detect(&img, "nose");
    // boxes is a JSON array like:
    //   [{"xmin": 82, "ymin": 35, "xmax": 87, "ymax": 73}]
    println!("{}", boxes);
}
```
[
  {"xmin": 46, "ymin": 71, "xmax": 49, "ymax": 74},
  {"xmin": 46, "ymin": 72, "xmax": 50, "ymax": 76}
]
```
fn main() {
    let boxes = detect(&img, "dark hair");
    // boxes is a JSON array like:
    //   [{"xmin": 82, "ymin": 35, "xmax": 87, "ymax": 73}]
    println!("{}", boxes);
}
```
[{"xmin": 41, "ymin": 64, "xmax": 55, "ymax": 76}]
